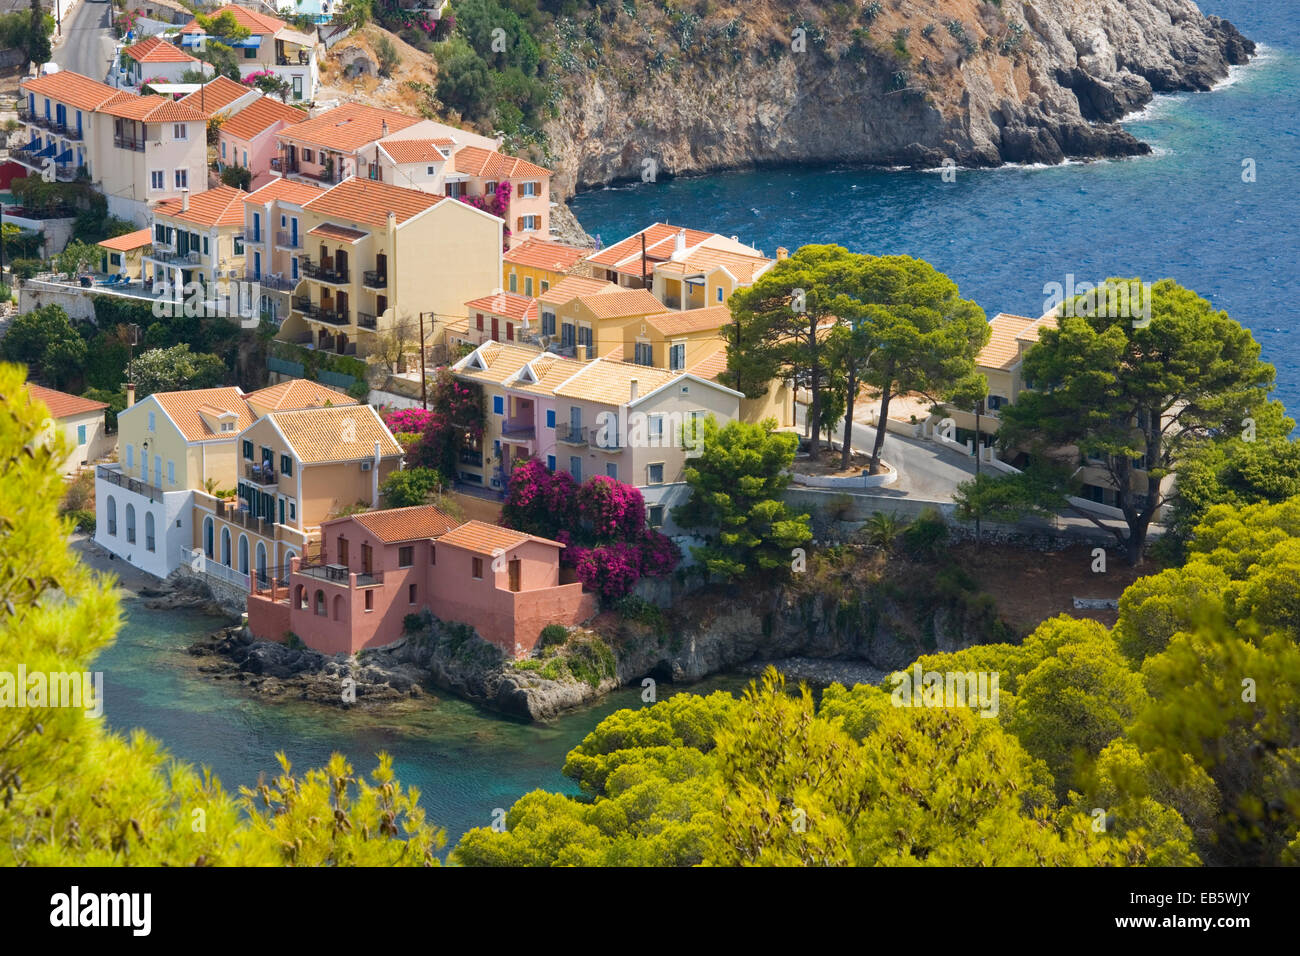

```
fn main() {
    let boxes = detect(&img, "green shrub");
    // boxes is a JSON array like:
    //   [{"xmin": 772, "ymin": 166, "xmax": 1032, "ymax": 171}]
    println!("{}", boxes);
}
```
[
  {"xmin": 65, "ymin": 509, "xmax": 95, "ymax": 534},
  {"xmin": 403, "ymin": 611, "xmax": 428, "ymax": 634},
  {"xmin": 539, "ymin": 623, "xmax": 569, "ymax": 648},
  {"xmin": 902, "ymin": 507, "xmax": 949, "ymax": 560},
  {"xmin": 612, "ymin": 594, "xmax": 665, "ymax": 630},
  {"xmin": 219, "ymin": 165, "xmax": 252, "ymax": 190},
  {"xmin": 11, "ymin": 259, "xmax": 41, "ymax": 280},
  {"xmin": 284, "ymin": 632, "xmax": 305, "ymax": 650}
]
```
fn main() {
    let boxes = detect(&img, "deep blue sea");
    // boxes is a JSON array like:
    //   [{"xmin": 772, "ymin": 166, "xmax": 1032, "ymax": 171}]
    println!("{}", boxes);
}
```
[
  {"xmin": 570, "ymin": 0, "xmax": 1300, "ymax": 413},
  {"xmin": 96, "ymin": 0, "xmax": 1296, "ymax": 850}
]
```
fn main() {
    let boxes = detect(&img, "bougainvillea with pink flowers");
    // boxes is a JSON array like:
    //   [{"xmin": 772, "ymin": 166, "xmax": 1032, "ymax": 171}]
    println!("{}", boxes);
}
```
[
  {"xmin": 382, "ymin": 407, "xmax": 437, "ymax": 436},
  {"xmin": 501, "ymin": 460, "xmax": 680, "ymax": 601},
  {"xmin": 458, "ymin": 181, "xmax": 512, "ymax": 250}
]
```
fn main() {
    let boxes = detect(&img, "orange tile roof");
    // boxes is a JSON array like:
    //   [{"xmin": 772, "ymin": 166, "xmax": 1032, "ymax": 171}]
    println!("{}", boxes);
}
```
[
  {"xmin": 245, "ymin": 379, "xmax": 356, "ymax": 413},
  {"xmin": 98, "ymin": 93, "xmax": 207, "ymax": 123},
  {"xmin": 687, "ymin": 347, "xmax": 730, "ymax": 382},
  {"xmin": 536, "ymin": 274, "xmax": 619, "ymax": 305},
  {"xmin": 588, "ymin": 222, "xmax": 718, "ymax": 271},
  {"xmin": 181, "ymin": 4, "xmax": 285, "ymax": 34},
  {"xmin": 454, "ymin": 342, "xmax": 544, "ymax": 386},
  {"xmin": 452, "ymin": 145, "xmax": 550, "ymax": 181},
  {"xmin": 438, "ymin": 520, "xmax": 561, "ymax": 555},
  {"xmin": 351, "ymin": 505, "xmax": 461, "ymax": 543},
  {"xmin": 151, "ymin": 387, "xmax": 254, "ymax": 442},
  {"xmin": 270, "ymin": 405, "xmax": 402, "ymax": 463},
  {"xmin": 20, "ymin": 71, "xmax": 121, "ymax": 111},
  {"xmin": 152, "ymin": 185, "xmax": 248, "ymax": 228},
  {"xmin": 221, "ymin": 95, "xmax": 305, "ymax": 141},
  {"xmin": 379, "ymin": 138, "xmax": 454, "ymax": 164},
  {"xmin": 177, "ymin": 75, "xmax": 251, "ymax": 114},
  {"xmin": 574, "ymin": 287, "xmax": 666, "ymax": 319},
  {"xmin": 308, "ymin": 222, "xmax": 368, "ymax": 243},
  {"xmin": 27, "ymin": 383, "xmax": 107, "ymax": 420},
  {"xmin": 645, "ymin": 305, "xmax": 731, "ymax": 336},
  {"xmin": 97, "ymin": 228, "xmax": 152, "ymax": 252},
  {"xmin": 465, "ymin": 291, "xmax": 538, "ymax": 324},
  {"xmin": 655, "ymin": 246, "xmax": 773, "ymax": 285},
  {"xmin": 505, "ymin": 352, "xmax": 588, "ymax": 397},
  {"xmin": 1017, "ymin": 313, "xmax": 1059, "ymax": 341},
  {"xmin": 282, "ymin": 102, "xmax": 420, "ymax": 153},
  {"xmin": 243, "ymin": 177, "xmax": 325, "ymax": 206},
  {"xmin": 978, "ymin": 313, "xmax": 1038, "ymax": 370},
  {"xmin": 124, "ymin": 35, "xmax": 197, "ymax": 64},
  {"xmin": 504, "ymin": 238, "xmax": 590, "ymax": 273},
  {"xmin": 303, "ymin": 177, "xmax": 443, "ymax": 228},
  {"xmin": 553, "ymin": 360, "xmax": 677, "ymax": 406}
]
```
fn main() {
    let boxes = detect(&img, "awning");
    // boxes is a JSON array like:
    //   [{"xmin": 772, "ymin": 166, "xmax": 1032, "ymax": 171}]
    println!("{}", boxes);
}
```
[
  {"xmin": 55, "ymin": 149, "xmax": 73, "ymax": 163},
  {"xmin": 18, "ymin": 138, "xmax": 37, "ymax": 151},
  {"xmin": 230, "ymin": 36, "xmax": 262, "ymax": 48},
  {"xmin": 36, "ymin": 142, "xmax": 57, "ymax": 157},
  {"xmin": 276, "ymin": 28, "xmax": 315, "ymax": 47}
]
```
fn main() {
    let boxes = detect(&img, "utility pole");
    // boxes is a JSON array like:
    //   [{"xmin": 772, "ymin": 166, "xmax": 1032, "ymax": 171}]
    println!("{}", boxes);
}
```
[
  {"xmin": 418, "ymin": 311, "xmax": 429, "ymax": 409},
  {"xmin": 974, "ymin": 397, "xmax": 984, "ymax": 543}
]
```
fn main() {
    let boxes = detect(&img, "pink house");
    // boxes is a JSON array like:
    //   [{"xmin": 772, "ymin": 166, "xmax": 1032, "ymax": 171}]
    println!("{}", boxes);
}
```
[
  {"xmin": 247, "ymin": 505, "xmax": 596, "ymax": 657},
  {"xmin": 218, "ymin": 95, "xmax": 307, "ymax": 189}
]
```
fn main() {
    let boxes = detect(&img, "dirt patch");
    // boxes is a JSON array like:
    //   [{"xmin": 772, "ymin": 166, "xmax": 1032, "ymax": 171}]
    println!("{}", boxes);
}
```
[
  {"xmin": 792, "ymin": 446, "xmax": 877, "ymax": 477},
  {"xmin": 949, "ymin": 542, "xmax": 1148, "ymax": 635},
  {"xmin": 315, "ymin": 25, "xmax": 438, "ymax": 116}
]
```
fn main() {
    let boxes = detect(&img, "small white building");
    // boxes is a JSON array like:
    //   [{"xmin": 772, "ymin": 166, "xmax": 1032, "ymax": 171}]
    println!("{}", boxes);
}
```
[{"xmin": 26, "ymin": 384, "xmax": 113, "ymax": 476}]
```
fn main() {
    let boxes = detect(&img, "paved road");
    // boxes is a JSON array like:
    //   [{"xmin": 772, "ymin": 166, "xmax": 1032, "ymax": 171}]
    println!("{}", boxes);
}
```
[{"xmin": 54, "ymin": 0, "xmax": 116, "ymax": 82}]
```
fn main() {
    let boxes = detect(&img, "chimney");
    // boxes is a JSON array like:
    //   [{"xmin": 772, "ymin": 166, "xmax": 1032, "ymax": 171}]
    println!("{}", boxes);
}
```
[
  {"xmin": 630, "ymin": 378, "xmax": 638, "ymax": 402},
  {"xmin": 381, "ymin": 120, "xmax": 389, "ymax": 139},
  {"xmin": 180, "ymin": 187, "xmax": 190, "ymax": 213},
  {"xmin": 126, "ymin": 383, "xmax": 136, "ymax": 408},
  {"xmin": 672, "ymin": 228, "xmax": 686, "ymax": 260},
  {"xmin": 776, "ymin": 246, "xmax": 789, "ymax": 260}
]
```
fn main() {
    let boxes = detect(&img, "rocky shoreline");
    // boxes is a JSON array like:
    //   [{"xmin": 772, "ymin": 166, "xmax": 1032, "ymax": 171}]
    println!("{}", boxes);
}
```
[{"xmin": 545, "ymin": 0, "xmax": 1255, "ymax": 198}]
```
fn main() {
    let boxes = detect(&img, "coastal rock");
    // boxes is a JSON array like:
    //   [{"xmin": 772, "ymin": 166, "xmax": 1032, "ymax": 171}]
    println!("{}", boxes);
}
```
[{"xmin": 543, "ymin": 0, "xmax": 1255, "ymax": 198}]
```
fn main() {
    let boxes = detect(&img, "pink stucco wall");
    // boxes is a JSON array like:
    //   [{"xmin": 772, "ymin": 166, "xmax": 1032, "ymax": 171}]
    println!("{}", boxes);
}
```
[{"xmin": 222, "ymin": 124, "xmax": 290, "ymax": 183}]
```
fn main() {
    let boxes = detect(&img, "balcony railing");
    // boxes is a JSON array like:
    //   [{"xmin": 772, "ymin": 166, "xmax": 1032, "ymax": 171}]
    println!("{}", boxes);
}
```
[
  {"xmin": 362, "ymin": 269, "xmax": 386, "ymax": 289},
  {"xmin": 275, "ymin": 230, "xmax": 302, "ymax": 249},
  {"xmin": 558, "ymin": 425, "xmax": 587, "ymax": 446},
  {"xmin": 500, "ymin": 421, "xmax": 536, "ymax": 440},
  {"xmin": 96, "ymin": 464, "xmax": 164, "ymax": 503},
  {"xmin": 300, "ymin": 258, "xmax": 349, "ymax": 285},
  {"xmin": 244, "ymin": 462, "xmax": 277, "ymax": 485},
  {"xmin": 297, "ymin": 562, "xmax": 382, "ymax": 588},
  {"xmin": 180, "ymin": 545, "xmax": 250, "ymax": 590},
  {"xmin": 356, "ymin": 311, "xmax": 377, "ymax": 329},
  {"xmin": 114, "ymin": 134, "xmax": 145, "ymax": 152},
  {"xmin": 291, "ymin": 297, "xmax": 347, "ymax": 324},
  {"xmin": 459, "ymin": 449, "xmax": 484, "ymax": 467},
  {"xmin": 252, "ymin": 272, "xmax": 297, "ymax": 292}
]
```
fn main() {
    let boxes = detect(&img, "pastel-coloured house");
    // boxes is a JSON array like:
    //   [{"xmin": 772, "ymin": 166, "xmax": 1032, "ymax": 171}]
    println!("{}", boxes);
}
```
[
  {"xmin": 121, "ymin": 35, "xmax": 205, "ymax": 89},
  {"xmin": 247, "ymin": 506, "xmax": 596, "ymax": 657},
  {"xmin": 179, "ymin": 4, "xmax": 320, "ymax": 102},
  {"xmin": 26, "ymin": 384, "xmax": 112, "ymax": 476},
  {"xmin": 503, "ymin": 238, "xmax": 592, "ymax": 297},
  {"xmin": 218, "ymin": 95, "xmax": 306, "ymax": 188},
  {"xmin": 96, "ymin": 227, "xmax": 152, "ymax": 280}
]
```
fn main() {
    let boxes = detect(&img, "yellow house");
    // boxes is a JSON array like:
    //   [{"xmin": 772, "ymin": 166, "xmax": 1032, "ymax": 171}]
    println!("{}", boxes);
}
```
[
  {"xmin": 97, "ymin": 228, "xmax": 152, "ymax": 281},
  {"xmin": 145, "ymin": 185, "xmax": 249, "ymax": 297},
  {"xmin": 551, "ymin": 286, "xmax": 667, "ymax": 360},
  {"xmin": 465, "ymin": 290, "xmax": 538, "ymax": 347},
  {"xmin": 277, "ymin": 177, "xmax": 503, "ymax": 359},
  {"xmin": 503, "ymin": 238, "xmax": 591, "ymax": 297},
  {"xmin": 622, "ymin": 305, "xmax": 732, "ymax": 372}
]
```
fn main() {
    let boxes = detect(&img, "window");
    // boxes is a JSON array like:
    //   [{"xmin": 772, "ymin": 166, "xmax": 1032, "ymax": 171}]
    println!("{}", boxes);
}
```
[
  {"xmin": 485, "ymin": 181, "xmax": 497, "ymax": 194},
  {"xmin": 242, "ymin": 150, "xmax": 248, "ymax": 167},
  {"xmin": 546, "ymin": 409, "xmax": 555, "ymax": 429},
  {"xmin": 202, "ymin": 235, "xmax": 209, "ymax": 256},
  {"xmin": 77, "ymin": 424, "xmax": 87, "ymax": 445},
  {"xmin": 475, "ymin": 313, "xmax": 484, "ymax": 331},
  {"xmin": 716, "ymin": 286, "xmax": 724, "ymax": 303},
  {"xmin": 605, "ymin": 462, "xmax": 617, "ymax": 480},
  {"xmin": 987, "ymin": 395, "xmax": 1007, "ymax": 411},
  {"xmin": 427, "ymin": 165, "xmax": 437, "ymax": 176},
  {"xmin": 109, "ymin": 252, "xmax": 122, "ymax": 267},
  {"xmin": 243, "ymin": 46, "xmax": 256, "ymax": 58},
  {"xmin": 154, "ymin": 223, "xmax": 166, "ymax": 242},
  {"xmin": 471, "ymin": 557, "xmax": 483, "ymax": 580},
  {"xmin": 398, "ymin": 546, "xmax": 414, "ymax": 568},
  {"xmin": 148, "ymin": 410, "xmax": 155, "ymax": 431},
  {"xmin": 547, "ymin": 455, "xmax": 556, "ymax": 471},
  {"xmin": 519, "ymin": 215, "xmax": 539, "ymax": 232},
  {"xmin": 149, "ymin": 170, "xmax": 164, "ymax": 191},
  {"xmin": 364, "ymin": 590, "xmax": 374, "ymax": 611},
  {"xmin": 569, "ymin": 457, "xmax": 582, "ymax": 482},
  {"xmin": 173, "ymin": 123, "xmax": 187, "ymax": 140},
  {"xmin": 524, "ymin": 276, "xmax": 533, "ymax": 296},
  {"xmin": 106, "ymin": 495, "xmax": 117, "ymax": 535},
  {"xmin": 634, "ymin": 342, "xmax": 653, "ymax": 366},
  {"xmin": 647, "ymin": 463, "xmax": 664, "ymax": 485},
  {"xmin": 167, "ymin": 460, "xmax": 175, "ymax": 485},
  {"xmin": 242, "ymin": 440, "xmax": 253, "ymax": 460},
  {"xmin": 280, "ymin": 455, "xmax": 292, "ymax": 476},
  {"xmin": 649, "ymin": 414, "xmax": 663, "ymax": 441},
  {"xmin": 541, "ymin": 280, "xmax": 549, "ymax": 292},
  {"xmin": 493, "ymin": 395, "xmax": 504, "ymax": 415},
  {"xmin": 648, "ymin": 505, "xmax": 664, "ymax": 528},
  {"xmin": 577, "ymin": 325, "xmax": 592, "ymax": 349},
  {"xmin": 508, "ymin": 273, "xmax": 517, "ymax": 293},
  {"xmin": 541, "ymin": 310, "xmax": 556, "ymax": 336},
  {"xmin": 280, "ymin": 215, "xmax": 286, "ymax": 228},
  {"xmin": 303, "ymin": 149, "xmax": 314, "ymax": 163},
  {"xmin": 669, "ymin": 343, "xmax": 686, "ymax": 370},
  {"xmin": 292, "ymin": 75, "xmax": 302, "ymax": 99},
  {"xmin": 145, "ymin": 512, "xmax": 155, "ymax": 552},
  {"xmin": 291, "ymin": 257, "xmax": 299, "ymax": 280},
  {"xmin": 234, "ymin": 235, "xmax": 244, "ymax": 255},
  {"xmin": 174, "ymin": 168, "xmax": 187, "ymax": 189},
  {"xmin": 519, "ymin": 181, "xmax": 538, "ymax": 197},
  {"xmin": 288, "ymin": 501, "xmax": 296, "ymax": 522}
]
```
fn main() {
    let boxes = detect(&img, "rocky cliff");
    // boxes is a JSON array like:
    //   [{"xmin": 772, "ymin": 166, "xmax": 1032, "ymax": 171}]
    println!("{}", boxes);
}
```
[{"xmin": 542, "ymin": 0, "xmax": 1254, "ymax": 197}]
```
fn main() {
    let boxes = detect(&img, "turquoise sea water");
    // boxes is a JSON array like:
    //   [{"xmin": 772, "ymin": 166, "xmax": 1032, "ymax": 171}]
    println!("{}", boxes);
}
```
[
  {"xmin": 96, "ymin": 0, "xmax": 1296, "ymax": 848},
  {"xmin": 570, "ymin": 0, "xmax": 1300, "ymax": 414}
]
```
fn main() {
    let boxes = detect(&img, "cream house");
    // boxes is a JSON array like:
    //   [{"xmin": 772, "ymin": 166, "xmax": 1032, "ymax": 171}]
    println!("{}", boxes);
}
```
[
  {"xmin": 275, "ymin": 177, "xmax": 503, "ymax": 359},
  {"xmin": 241, "ymin": 177, "xmax": 328, "ymax": 325},
  {"xmin": 179, "ymin": 4, "xmax": 319, "ymax": 101},
  {"xmin": 145, "ymin": 185, "xmax": 250, "ymax": 310},
  {"xmin": 26, "ymin": 384, "xmax": 112, "ymax": 476}
]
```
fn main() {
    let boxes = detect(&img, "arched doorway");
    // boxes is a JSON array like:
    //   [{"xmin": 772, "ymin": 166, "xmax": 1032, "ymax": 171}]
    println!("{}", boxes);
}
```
[
  {"xmin": 125, "ymin": 503, "xmax": 136, "ymax": 544},
  {"xmin": 106, "ymin": 495, "xmax": 117, "ymax": 536},
  {"xmin": 238, "ymin": 534, "xmax": 249, "ymax": 575},
  {"xmin": 221, "ymin": 527, "xmax": 232, "ymax": 566},
  {"xmin": 204, "ymin": 516, "xmax": 214, "ymax": 558},
  {"xmin": 144, "ymin": 511, "xmax": 156, "ymax": 552},
  {"xmin": 281, "ymin": 550, "xmax": 297, "ymax": 586},
  {"xmin": 255, "ymin": 542, "xmax": 267, "ymax": 588}
]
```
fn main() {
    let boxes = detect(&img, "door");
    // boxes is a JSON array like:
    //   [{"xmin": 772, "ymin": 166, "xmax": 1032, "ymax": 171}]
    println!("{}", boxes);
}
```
[
  {"xmin": 253, "ymin": 250, "xmax": 261, "ymax": 280},
  {"xmin": 290, "ymin": 217, "xmax": 298, "ymax": 246},
  {"xmin": 375, "ymin": 252, "xmax": 386, "ymax": 284},
  {"xmin": 361, "ymin": 543, "xmax": 372, "ymax": 575},
  {"xmin": 335, "ymin": 249, "xmax": 348, "ymax": 279},
  {"xmin": 508, "ymin": 558, "xmax": 520, "ymax": 592},
  {"xmin": 569, "ymin": 406, "xmax": 580, "ymax": 441},
  {"xmin": 491, "ymin": 316, "xmax": 499, "ymax": 341}
]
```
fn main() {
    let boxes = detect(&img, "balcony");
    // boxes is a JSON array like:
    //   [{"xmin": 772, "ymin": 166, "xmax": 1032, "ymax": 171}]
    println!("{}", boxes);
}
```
[
  {"xmin": 300, "ymin": 257, "xmax": 349, "ymax": 285},
  {"xmin": 292, "ymin": 296, "xmax": 348, "ymax": 325},
  {"xmin": 114, "ymin": 134, "xmax": 145, "ymax": 152},
  {"xmin": 216, "ymin": 497, "xmax": 274, "ymax": 536},
  {"xmin": 151, "ymin": 249, "xmax": 203, "ymax": 268},
  {"xmin": 356, "ymin": 311, "xmax": 377, "ymax": 330},
  {"xmin": 244, "ymin": 462, "xmax": 278, "ymax": 486},
  {"xmin": 96, "ymin": 464, "xmax": 164, "ymax": 503},
  {"xmin": 362, "ymin": 269, "xmax": 386, "ymax": 289},
  {"xmin": 557, "ymin": 425, "xmax": 587, "ymax": 446},
  {"xmin": 459, "ymin": 449, "xmax": 484, "ymax": 467},
  {"xmin": 275, "ymin": 230, "xmax": 302, "ymax": 250},
  {"xmin": 271, "ymin": 156, "xmax": 296, "ymax": 174},
  {"xmin": 297, "ymin": 562, "xmax": 382, "ymax": 588},
  {"xmin": 252, "ymin": 272, "xmax": 297, "ymax": 292},
  {"xmin": 500, "ymin": 421, "xmax": 536, "ymax": 441}
]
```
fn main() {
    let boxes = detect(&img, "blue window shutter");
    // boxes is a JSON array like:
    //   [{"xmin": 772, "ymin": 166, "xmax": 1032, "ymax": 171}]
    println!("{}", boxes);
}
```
[
  {"xmin": 77, "ymin": 424, "xmax": 87, "ymax": 444},
  {"xmin": 546, "ymin": 409, "xmax": 555, "ymax": 428},
  {"xmin": 547, "ymin": 455, "xmax": 555, "ymax": 471},
  {"xmin": 493, "ymin": 395, "xmax": 504, "ymax": 415}
]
